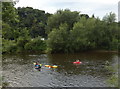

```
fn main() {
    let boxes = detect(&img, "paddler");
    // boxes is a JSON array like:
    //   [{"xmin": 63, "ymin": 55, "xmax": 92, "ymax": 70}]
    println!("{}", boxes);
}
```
[
  {"xmin": 76, "ymin": 60, "xmax": 80, "ymax": 62},
  {"xmin": 35, "ymin": 62, "xmax": 41, "ymax": 71}
]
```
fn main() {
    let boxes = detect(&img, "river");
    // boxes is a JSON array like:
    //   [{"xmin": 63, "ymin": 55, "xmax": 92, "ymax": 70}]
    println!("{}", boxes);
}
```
[{"xmin": 2, "ymin": 51, "xmax": 118, "ymax": 87}]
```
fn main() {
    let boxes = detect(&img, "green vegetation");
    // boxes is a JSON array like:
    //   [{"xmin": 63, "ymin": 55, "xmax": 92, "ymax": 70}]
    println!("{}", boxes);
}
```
[
  {"xmin": 0, "ymin": 76, "xmax": 9, "ymax": 88},
  {"xmin": 2, "ymin": 2, "xmax": 49, "ymax": 54},
  {"xmin": 106, "ymin": 64, "xmax": 118, "ymax": 87},
  {"xmin": 2, "ymin": 2, "xmax": 120, "ymax": 54},
  {"xmin": 47, "ymin": 11, "xmax": 119, "ymax": 53}
]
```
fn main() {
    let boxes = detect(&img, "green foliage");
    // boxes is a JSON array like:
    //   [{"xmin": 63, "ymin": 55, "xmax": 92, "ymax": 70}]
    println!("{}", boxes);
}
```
[
  {"xmin": 46, "ymin": 9, "xmax": 80, "ymax": 33},
  {"xmin": 2, "ymin": 36, "xmax": 46, "ymax": 53},
  {"xmin": 1, "ymin": 2, "xmax": 119, "ymax": 53},
  {"xmin": 47, "ymin": 23, "xmax": 69, "ymax": 53},
  {"xmin": 1, "ymin": 77, "xmax": 9, "ymax": 88},
  {"xmin": 106, "ymin": 64, "xmax": 118, "ymax": 87},
  {"xmin": 71, "ymin": 22, "xmax": 88, "ymax": 51},
  {"xmin": 2, "ymin": 2, "xmax": 19, "ymax": 26},
  {"xmin": 107, "ymin": 75, "xmax": 118, "ymax": 87},
  {"xmin": 16, "ymin": 36, "xmax": 30, "ymax": 52},
  {"xmin": 2, "ymin": 2, "xmax": 19, "ymax": 40},
  {"xmin": 47, "ymin": 11, "xmax": 119, "ymax": 53},
  {"xmin": 30, "ymin": 22, "xmax": 46, "ymax": 38},
  {"xmin": 2, "ymin": 22, "xmax": 13, "ymax": 40},
  {"xmin": 102, "ymin": 12, "xmax": 116, "ymax": 23},
  {"xmin": 2, "ymin": 2, "xmax": 48, "ymax": 53},
  {"xmin": 2, "ymin": 82, "xmax": 9, "ymax": 87},
  {"xmin": 118, "ymin": 43, "xmax": 120, "ymax": 52},
  {"xmin": 2, "ymin": 39, "xmax": 17, "ymax": 53},
  {"xmin": 17, "ymin": 7, "xmax": 50, "ymax": 38},
  {"xmin": 24, "ymin": 36, "xmax": 46, "ymax": 52}
]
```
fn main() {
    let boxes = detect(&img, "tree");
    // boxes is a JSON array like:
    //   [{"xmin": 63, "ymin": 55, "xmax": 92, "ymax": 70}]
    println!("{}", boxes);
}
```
[
  {"xmin": 24, "ymin": 36, "xmax": 46, "ymax": 52},
  {"xmin": 17, "ymin": 7, "xmax": 51, "ymax": 38},
  {"xmin": 71, "ymin": 21, "xmax": 88, "ymax": 51},
  {"xmin": 102, "ymin": 12, "xmax": 116, "ymax": 23},
  {"xmin": 2, "ymin": 2, "xmax": 19, "ymax": 40},
  {"xmin": 46, "ymin": 9, "xmax": 80, "ymax": 34},
  {"xmin": 80, "ymin": 14, "xmax": 89, "ymax": 19},
  {"xmin": 2, "ymin": 2, "xmax": 19, "ymax": 27},
  {"xmin": 47, "ymin": 23, "xmax": 70, "ymax": 53},
  {"xmin": 30, "ymin": 22, "xmax": 46, "ymax": 38},
  {"xmin": 92, "ymin": 14, "xmax": 95, "ymax": 18}
]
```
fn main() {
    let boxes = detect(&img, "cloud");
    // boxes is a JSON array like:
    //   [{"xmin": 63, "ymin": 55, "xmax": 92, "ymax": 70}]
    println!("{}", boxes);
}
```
[
  {"xmin": 118, "ymin": 1, "xmax": 120, "ymax": 21},
  {"xmin": 15, "ymin": 0, "xmax": 119, "ymax": 20}
]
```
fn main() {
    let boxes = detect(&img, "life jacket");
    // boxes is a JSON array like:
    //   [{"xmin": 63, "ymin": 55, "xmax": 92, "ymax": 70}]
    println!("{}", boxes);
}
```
[{"xmin": 35, "ymin": 64, "xmax": 40, "ymax": 68}]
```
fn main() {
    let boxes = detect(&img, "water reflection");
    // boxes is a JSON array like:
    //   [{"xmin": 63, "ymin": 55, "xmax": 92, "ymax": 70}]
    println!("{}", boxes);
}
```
[
  {"xmin": 2, "ymin": 51, "xmax": 118, "ymax": 87},
  {"xmin": 47, "ymin": 51, "xmax": 116, "ymax": 76}
]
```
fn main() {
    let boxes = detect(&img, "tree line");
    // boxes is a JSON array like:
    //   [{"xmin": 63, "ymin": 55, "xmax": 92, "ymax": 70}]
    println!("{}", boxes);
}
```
[{"xmin": 2, "ymin": 2, "xmax": 120, "ymax": 54}]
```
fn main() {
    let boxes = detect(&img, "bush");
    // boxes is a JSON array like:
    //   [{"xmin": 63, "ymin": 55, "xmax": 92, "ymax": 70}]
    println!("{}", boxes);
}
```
[
  {"xmin": 24, "ymin": 36, "xmax": 46, "ymax": 52},
  {"xmin": 2, "ymin": 39, "xmax": 17, "ymax": 53}
]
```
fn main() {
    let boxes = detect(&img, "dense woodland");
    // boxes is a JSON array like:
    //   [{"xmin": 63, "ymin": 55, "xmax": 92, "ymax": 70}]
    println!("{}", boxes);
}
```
[{"xmin": 2, "ymin": 2, "xmax": 120, "ymax": 54}]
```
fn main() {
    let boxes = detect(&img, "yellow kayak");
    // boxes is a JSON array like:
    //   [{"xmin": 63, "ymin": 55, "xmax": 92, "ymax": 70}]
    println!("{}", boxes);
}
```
[
  {"xmin": 45, "ymin": 65, "xmax": 51, "ymax": 67},
  {"xmin": 51, "ymin": 65, "xmax": 58, "ymax": 68},
  {"xmin": 45, "ymin": 65, "xmax": 58, "ymax": 68}
]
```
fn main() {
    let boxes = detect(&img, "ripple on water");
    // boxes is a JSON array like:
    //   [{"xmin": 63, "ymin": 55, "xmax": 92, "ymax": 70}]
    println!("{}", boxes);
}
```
[{"xmin": 2, "ymin": 53, "xmax": 118, "ymax": 87}]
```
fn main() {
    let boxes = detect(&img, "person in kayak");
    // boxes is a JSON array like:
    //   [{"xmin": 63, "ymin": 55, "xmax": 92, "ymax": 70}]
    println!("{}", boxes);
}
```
[
  {"xmin": 76, "ymin": 60, "xmax": 80, "ymax": 62},
  {"xmin": 35, "ymin": 62, "xmax": 41, "ymax": 71},
  {"xmin": 73, "ymin": 59, "xmax": 82, "ymax": 64}
]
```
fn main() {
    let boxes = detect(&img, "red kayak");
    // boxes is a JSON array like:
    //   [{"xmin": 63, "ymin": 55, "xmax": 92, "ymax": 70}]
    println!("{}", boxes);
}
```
[{"xmin": 73, "ymin": 62, "xmax": 82, "ymax": 64}]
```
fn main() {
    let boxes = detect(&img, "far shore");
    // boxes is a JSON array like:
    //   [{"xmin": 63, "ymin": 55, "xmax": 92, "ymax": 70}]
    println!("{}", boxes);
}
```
[{"xmin": 2, "ymin": 49, "xmax": 119, "ymax": 55}]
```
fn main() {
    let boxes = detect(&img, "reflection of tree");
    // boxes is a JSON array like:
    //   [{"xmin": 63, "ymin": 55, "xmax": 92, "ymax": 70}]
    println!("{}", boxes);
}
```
[
  {"xmin": 2, "ymin": 53, "xmax": 38, "ymax": 65},
  {"xmin": 47, "ymin": 52, "xmax": 114, "ymax": 77}
]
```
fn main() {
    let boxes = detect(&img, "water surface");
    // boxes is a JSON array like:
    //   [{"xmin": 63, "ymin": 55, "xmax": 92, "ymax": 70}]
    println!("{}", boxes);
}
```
[{"xmin": 2, "ymin": 51, "xmax": 118, "ymax": 87}]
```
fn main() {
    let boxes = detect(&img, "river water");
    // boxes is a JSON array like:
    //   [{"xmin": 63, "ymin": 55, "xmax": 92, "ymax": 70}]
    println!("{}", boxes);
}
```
[{"xmin": 2, "ymin": 51, "xmax": 118, "ymax": 87}]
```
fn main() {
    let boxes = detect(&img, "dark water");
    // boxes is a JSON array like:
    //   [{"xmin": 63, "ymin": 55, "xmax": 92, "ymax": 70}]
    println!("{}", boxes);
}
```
[{"xmin": 2, "ymin": 51, "xmax": 118, "ymax": 87}]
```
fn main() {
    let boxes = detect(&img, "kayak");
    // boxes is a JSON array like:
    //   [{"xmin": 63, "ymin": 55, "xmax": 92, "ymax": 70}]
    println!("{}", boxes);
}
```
[
  {"xmin": 45, "ymin": 65, "xmax": 58, "ymax": 68},
  {"xmin": 45, "ymin": 65, "xmax": 51, "ymax": 67},
  {"xmin": 73, "ymin": 62, "xmax": 82, "ymax": 64},
  {"xmin": 51, "ymin": 65, "xmax": 58, "ymax": 68}
]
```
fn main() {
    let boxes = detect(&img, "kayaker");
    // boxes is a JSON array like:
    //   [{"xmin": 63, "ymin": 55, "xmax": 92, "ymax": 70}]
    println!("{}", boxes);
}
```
[
  {"xmin": 35, "ymin": 62, "xmax": 41, "ymax": 70},
  {"xmin": 76, "ymin": 60, "xmax": 80, "ymax": 62},
  {"xmin": 73, "ymin": 60, "xmax": 82, "ymax": 64}
]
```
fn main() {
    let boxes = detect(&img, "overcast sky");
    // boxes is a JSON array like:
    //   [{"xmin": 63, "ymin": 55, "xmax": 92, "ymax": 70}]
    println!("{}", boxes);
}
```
[{"xmin": 15, "ymin": 0, "xmax": 119, "ymax": 21}]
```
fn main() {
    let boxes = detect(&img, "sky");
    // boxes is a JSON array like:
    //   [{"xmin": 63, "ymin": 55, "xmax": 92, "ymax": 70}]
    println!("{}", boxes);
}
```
[
  {"xmin": 118, "ymin": 1, "xmax": 120, "ymax": 21},
  {"xmin": 14, "ymin": 0, "xmax": 119, "ymax": 21}
]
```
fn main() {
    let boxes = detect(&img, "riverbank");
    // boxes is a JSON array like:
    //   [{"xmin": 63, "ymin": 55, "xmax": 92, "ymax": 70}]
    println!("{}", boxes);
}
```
[
  {"xmin": 85, "ymin": 50, "xmax": 119, "ymax": 53},
  {"xmin": 2, "ymin": 49, "xmax": 119, "ymax": 55},
  {"xmin": 2, "ymin": 50, "xmax": 47, "ymax": 55}
]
